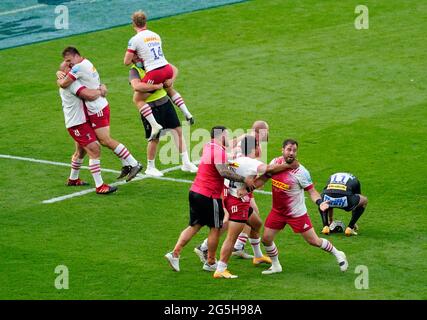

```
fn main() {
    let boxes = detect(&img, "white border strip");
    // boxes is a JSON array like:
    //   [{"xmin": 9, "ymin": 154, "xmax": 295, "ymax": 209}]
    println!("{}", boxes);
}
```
[
  {"xmin": 0, "ymin": 154, "xmax": 271, "ymax": 204},
  {"xmin": 0, "ymin": 4, "xmax": 47, "ymax": 16}
]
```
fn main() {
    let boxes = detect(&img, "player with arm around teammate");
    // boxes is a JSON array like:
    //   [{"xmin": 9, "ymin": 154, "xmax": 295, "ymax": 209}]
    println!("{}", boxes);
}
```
[
  {"xmin": 214, "ymin": 135, "xmax": 299, "ymax": 279},
  {"xmin": 248, "ymin": 139, "xmax": 348, "ymax": 274},
  {"xmin": 58, "ymin": 62, "xmax": 117, "ymax": 194}
]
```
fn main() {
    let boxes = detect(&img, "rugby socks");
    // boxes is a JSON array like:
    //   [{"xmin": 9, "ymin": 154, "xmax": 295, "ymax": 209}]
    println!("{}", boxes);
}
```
[
  {"xmin": 147, "ymin": 159, "xmax": 156, "ymax": 169},
  {"xmin": 69, "ymin": 158, "xmax": 84, "ymax": 180},
  {"xmin": 349, "ymin": 206, "xmax": 365, "ymax": 229},
  {"xmin": 234, "ymin": 233, "xmax": 249, "ymax": 251},
  {"xmin": 180, "ymin": 151, "xmax": 191, "ymax": 166},
  {"xmin": 249, "ymin": 238, "xmax": 263, "ymax": 258},
  {"xmin": 320, "ymin": 238, "xmax": 339, "ymax": 256},
  {"xmin": 264, "ymin": 242, "xmax": 280, "ymax": 266},
  {"xmin": 114, "ymin": 144, "xmax": 138, "ymax": 167},
  {"xmin": 139, "ymin": 103, "xmax": 160, "ymax": 127},
  {"xmin": 89, "ymin": 159, "xmax": 103, "ymax": 188},
  {"xmin": 171, "ymin": 93, "xmax": 192, "ymax": 119},
  {"xmin": 201, "ymin": 238, "xmax": 208, "ymax": 252},
  {"xmin": 217, "ymin": 261, "xmax": 227, "ymax": 273}
]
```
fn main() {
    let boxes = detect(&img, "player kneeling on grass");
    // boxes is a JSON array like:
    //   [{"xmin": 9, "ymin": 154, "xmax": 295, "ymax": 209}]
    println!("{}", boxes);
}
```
[
  {"xmin": 58, "ymin": 62, "xmax": 117, "ymax": 194},
  {"xmin": 214, "ymin": 136, "xmax": 299, "ymax": 279},
  {"xmin": 245, "ymin": 139, "xmax": 348, "ymax": 274},
  {"xmin": 124, "ymin": 11, "xmax": 194, "ymax": 141},
  {"xmin": 319, "ymin": 172, "xmax": 368, "ymax": 236}
]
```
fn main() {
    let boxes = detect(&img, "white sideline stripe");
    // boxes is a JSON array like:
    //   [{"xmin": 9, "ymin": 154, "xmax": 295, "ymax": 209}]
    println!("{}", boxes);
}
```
[
  {"xmin": 0, "ymin": 154, "xmax": 271, "ymax": 203},
  {"xmin": 0, "ymin": 4, "xmax": 47, "ymax": 16}
]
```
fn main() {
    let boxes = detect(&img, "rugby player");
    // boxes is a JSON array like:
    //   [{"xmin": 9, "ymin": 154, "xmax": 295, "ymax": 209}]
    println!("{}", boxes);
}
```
[
  {"xmin": 58, "ymin": 62, "xmax": 117, "ymax": 194},
  {"xmin": 129, "ymin": 60, "xmax": 198, "ymax": 176},
  {"xmin": 214, "ymin": 135, "xmax": 299, "ymax": 279},
  {"xmin": 124, "ymin": 11, "xmax": 194, "ymax": 140},
  {"xmin": 248, "ymin": 139, "xmax": 348, "ymax": 274},
  {"xmin": 164, "ymin": 126, "xmax": 255, "ymax": 272},
  {"xmin": 319, "ymin": 172, "xmax": 368, "ymax": 236},
  {"xmin": 194, "ymin": 120, "xmax": 271, "ymax": 261},
  {"xmin": 57, "ymin": 47, "xmax": 142, "ymax": 182}
]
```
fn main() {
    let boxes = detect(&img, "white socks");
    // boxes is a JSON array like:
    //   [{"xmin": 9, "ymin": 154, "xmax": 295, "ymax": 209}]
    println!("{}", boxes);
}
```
[
  {"xmin": 171, "ymin": 93, "xmax": 192, "ymax": 119},
  {"xmin": 89, "ymin": 159, "xmax": 103, "ymax": 188},
  {"xmin": 69, "ymin": 158, "xmax": 83, "ymax": 180},
  {"xmin": 320, "ymin": 238, "xmax": 339, "ymax": 256},
  {"xmin": 249, "ymin": 237, "xmax": 263, "ymax": 258},
  {"xmin": 114, "ymin": 144, "xmax": 138, "ymax": 167}
]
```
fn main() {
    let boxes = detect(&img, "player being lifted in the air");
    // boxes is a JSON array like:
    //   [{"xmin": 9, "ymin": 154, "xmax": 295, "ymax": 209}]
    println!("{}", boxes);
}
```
[{"xmin": 124, "ymin": 11, "xmax": 194, "ymax": 141}]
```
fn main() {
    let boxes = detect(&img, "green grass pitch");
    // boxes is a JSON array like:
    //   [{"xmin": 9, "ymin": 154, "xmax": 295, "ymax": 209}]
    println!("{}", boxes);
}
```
[{"xmin": 0, "ymin": 0, "xmax": 426, "ymax": 299}]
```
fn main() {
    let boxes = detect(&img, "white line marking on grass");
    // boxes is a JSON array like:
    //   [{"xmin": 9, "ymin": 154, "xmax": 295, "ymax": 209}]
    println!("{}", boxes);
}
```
[
  {"xmin": 0, "ymin": 154, "xmax": 271, "ymax": 203},
  {"xmin": 0, "ymin": 4, "xmax": 47, "ymax": 16}
]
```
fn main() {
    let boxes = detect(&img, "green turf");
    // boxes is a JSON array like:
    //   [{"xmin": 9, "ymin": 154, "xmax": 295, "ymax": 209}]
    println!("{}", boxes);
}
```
[{"xmin": 0, "ymin": 0, "xmax": 426, "ymax": 299}]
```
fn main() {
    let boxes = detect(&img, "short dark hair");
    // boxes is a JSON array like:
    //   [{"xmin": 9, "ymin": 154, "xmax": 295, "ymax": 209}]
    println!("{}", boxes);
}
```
[
  {"xmin": 62, "ymin": 46, "xmax": 80, "ymax": 57},
  {"xmin": 282, "ymin": 138, "xmax": 298, "ymax": 148},
  {"xmin": 211, "ymin": 126, "xmax": 227, "ymax": 139},
  {"xmin": 241, "ymin": 135, "xmax": 258, "ymax": 156}
]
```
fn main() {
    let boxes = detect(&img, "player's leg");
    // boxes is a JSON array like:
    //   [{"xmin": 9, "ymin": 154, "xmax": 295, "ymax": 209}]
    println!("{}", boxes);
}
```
[
  {"xmin": 194, "ymin": 208, "xmax": 229, "ymax": 263},
  {"xmin": 67, "ymin": 142, "xmax": 89, "ymax": 186},
  {"xmin": 247, "ymin": 212, "xmax": 271, "ymax": 265},
  {"xmin": 83, "ymin": 141, "xmax": 117, "ymax": 194},
  {"xmin": 346, "ymin": 194, "xmax": 368, "ymax": 236},
  {"xmin": 261, "ymin": 227, "xmax": 282, "ymax": 274},
  {"xmin": 233, "ymin": 197, "xmax": 258, "ymax": 258},
  {"xmin": 300, "ymin": 227, "xmax": 348, "ymax": 272},
  {"xmin": 171, "ymin": 127, "xmax": 197, "ymax": 173},
  {"xmin": 94, "ymin": 126, "xmax": 142, "ymax": 182},
  {"xmin": 145, "ymin": 138, "xmax": 164, "ymax": 177},
  {"xmin": 133, "ymin": 91, "xmax": 162, "ymax": 141},
  {"xmin": 214, "ymin": 221, "xmax": 245, "ymax": 279},
  {"xmin": 165, "ymin": 224, "xmax": 203, "ymax": 272},
  {"xmin": 166, "ymin": 87, "xmax": 194, "ymax": 124}
]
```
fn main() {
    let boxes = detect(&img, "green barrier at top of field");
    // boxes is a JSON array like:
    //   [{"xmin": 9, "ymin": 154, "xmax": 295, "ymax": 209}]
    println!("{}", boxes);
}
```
[{"xmin": 0, "ymin": 0, "xmax": 247, "ymax": 50}]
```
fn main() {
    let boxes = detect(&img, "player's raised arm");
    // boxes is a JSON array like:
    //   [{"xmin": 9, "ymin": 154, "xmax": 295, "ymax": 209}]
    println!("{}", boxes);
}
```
[
  {"xmin": 259, "ymin": 160, "xmax": 300, "ymax": 176},
  {"xmin": 130, "ymin": 79, "xmax": 163, "ymax": 93},
  {"xmin": 57, "ymin": 74, "xmax": 74, "ymax": 88},
  {"xmin": 124, "ymin": 51, "xmax": 135, "ymax": 66},
  {"xmin": 77, "ymin": 87, "xmax": 103, "ymax": 101}
]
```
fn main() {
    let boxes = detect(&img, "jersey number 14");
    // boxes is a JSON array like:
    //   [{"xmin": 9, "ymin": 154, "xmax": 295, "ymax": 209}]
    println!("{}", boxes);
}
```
[{"xmin": 150, "ymin": 47, "xmax": 164, "ymax": 60}]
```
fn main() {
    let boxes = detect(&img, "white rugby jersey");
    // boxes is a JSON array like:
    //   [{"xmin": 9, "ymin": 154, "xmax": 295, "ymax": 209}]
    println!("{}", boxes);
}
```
[
  {"xmin": 59, "ymin": 81, "xmax": 86, "ymax": 129},
  {"xmin": 127, "ymin": 29, "xmax": 169, "ymax": 72},
  {"xmin": 68, "ymin": 59, "xmax": 108, "ymax": 115},
  {"xmin": 270, "ymin": 157, "xmax": 314, "ymax": 217},
  {"xmin": 224, "ymin": 156, "xmax": 264, "ymax": 198}
]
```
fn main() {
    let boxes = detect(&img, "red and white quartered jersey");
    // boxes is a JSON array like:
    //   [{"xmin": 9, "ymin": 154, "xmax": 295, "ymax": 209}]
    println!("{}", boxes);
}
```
[
  {"xmin": 190, "ymin": 140, "xmax": 227, "ymax": 199},
  {"xmin": 68, "ymin": 58, "xmax": 108, "ymax": 115},
  {"xmin": 127, "ymin": 29, "xmax": 169, "ymax": 72},
  {"xmin": 225, "ymin": 156, "xmax": 264, "ymax": 198},
  {"xmin": 269, "ymin": 157, "xmax": 314, "ymax": 217},
  {"xmin": 59, "ymin": 80, "xmax": 87, "ymax": 129}
]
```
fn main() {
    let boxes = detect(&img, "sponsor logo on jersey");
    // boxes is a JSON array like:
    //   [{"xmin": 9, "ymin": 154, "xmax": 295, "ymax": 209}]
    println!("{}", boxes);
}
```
[
  {"xmin": 272, "ymin": 179, "xmax": 290, "ymax": 191},
  {"xmin": 324, "ymin": 194, "xmax": 348, "ymax": 208},
  {"xmin": 144, "ymin": 36, "xmax": 160, "ymax": 43},
  {"xmin": 327, "ymin": 183, "xmax": 347, "ymax": 191},
  {"xmin": 228, "ymin": 161, "xmax": 240, "ymax": 168}
]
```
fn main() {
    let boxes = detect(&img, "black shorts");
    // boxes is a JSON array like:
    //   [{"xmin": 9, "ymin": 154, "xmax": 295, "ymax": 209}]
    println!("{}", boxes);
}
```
[
  {"xmin": 189, "ymin": 191, "xmax": 225, "ymax": 228},
  {"xmin": 141, "ymin": 97, "xmax": 181, "ymax": 140},
  {"xmin": 321, "ymin": 191, "xmax": 360, "ymax": 212}
]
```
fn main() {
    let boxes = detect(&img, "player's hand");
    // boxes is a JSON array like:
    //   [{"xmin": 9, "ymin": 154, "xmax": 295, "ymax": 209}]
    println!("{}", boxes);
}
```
[
  {"xmin": 319, "ymin": 201, "xmax": 330, "ymax": 212},
  {"xmin": 244, "ymin": 176, "xmax": 256, "ymax": 191},
  {"xmin": 56, "ymin": 71, "xmax": 66, "ymax": 80},
  {"xmin": 153, "ymin": 83, "xmax": 164, "ymax": 90},
  {"xmin": 99, "ymin": 84, "xmax": 108, "ymax": 97},
  {"xmin": 163, "ymin": 79, "xmax": 173, "ymax": 88},
  {"xmin": 288, "ymin": 159, "xmax": 300, "ymax": 169},
  {"xmin": 237, "ymin": 188, "xmax": 249, "ymax": 198}
]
